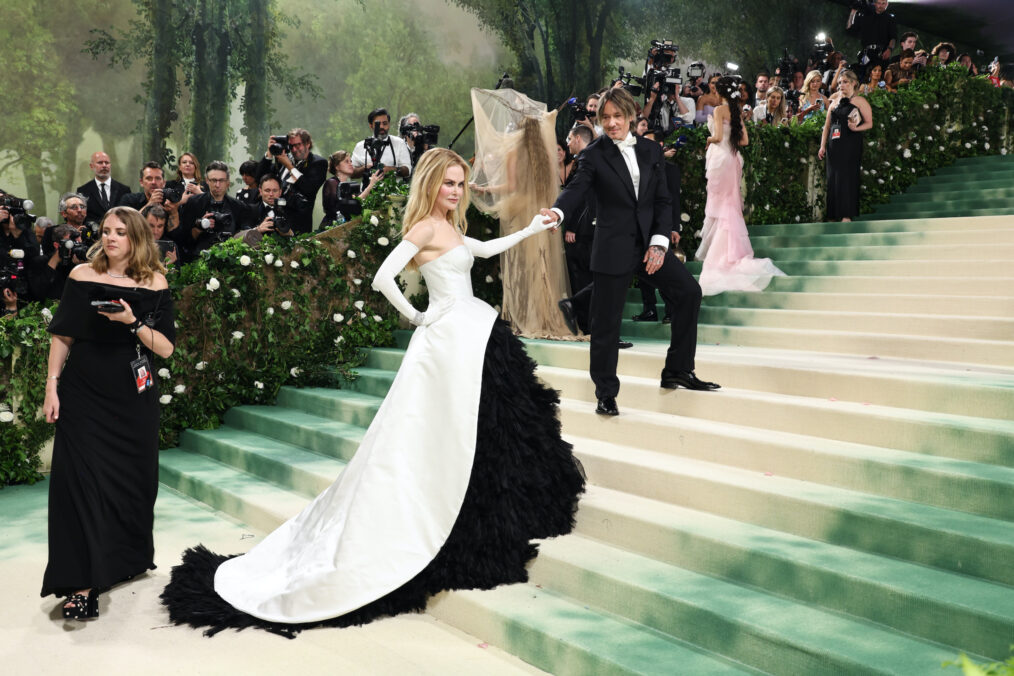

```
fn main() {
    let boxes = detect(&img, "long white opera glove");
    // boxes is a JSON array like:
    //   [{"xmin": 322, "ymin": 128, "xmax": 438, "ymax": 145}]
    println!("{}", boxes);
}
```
[
  {"xmin": 464, "ymin": 214, "xmax": 555, "ymax": 259},
  {"xmin": 371, "ymin": 240, "xmax": 426, "ymax": 325}
]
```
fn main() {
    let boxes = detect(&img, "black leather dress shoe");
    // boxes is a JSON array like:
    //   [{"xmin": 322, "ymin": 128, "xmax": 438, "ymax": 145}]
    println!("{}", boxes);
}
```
[
  {"xmin": 595, "ymin": 397, "xmax": 619, "ymax": 416},
  {"xmin": 660, "ymin": 369, "xmax": 721, "ymax": 391},
  {"xmin": 558, "ymin": 298, "xmax": 578, "ymax": 335},
  {"xmin": 631, "ymin": 310, "xmax": 658, "ymax": 322},
  {"xmin": 618, "ymin": 340, "xmax": 633, "ymax": 349}
]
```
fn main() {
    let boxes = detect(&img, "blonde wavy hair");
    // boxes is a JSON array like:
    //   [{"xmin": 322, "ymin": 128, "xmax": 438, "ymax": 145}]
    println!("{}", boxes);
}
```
[
  {"xmin": 87, "ymin": 206, "xmax": 166, "ymax": 285},
  {"xmin": 401, "ymin": 148, "xmax": 471, "ymax": 269}
]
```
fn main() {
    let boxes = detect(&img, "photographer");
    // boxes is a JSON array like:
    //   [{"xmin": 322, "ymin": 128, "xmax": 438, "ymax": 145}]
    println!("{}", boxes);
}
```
[
  {"xmin": 398, "ymin": 113, "xmax": 440, "ymax": 169},
  {"xmin": 320, "ymin": 150, "xmax": 383, "ymax": 229},
  {"xmin": 2, "ymin": 195, "xmax": 45, "ymax": 302},
  {"xmin": 889, "ymin": 32, "xmax": 927, "ymax": 70},
  {"xmin": 76, "ymin": 151, "xmax": 130, "ymax": 225},
  {"xmin": 119, "ymin": 162, "xmax": 171, "ymax": 211},
  {"xmin": 180, "ymin": 161, "xmax": 253, "ymax": 262},
  {"xmin": 58, "ymin": 192, "xmax": 98, "ymax": 244},
  {"xmin": 351, "ymin": 108, "xmax": 412, "ymax": 179},
  {"xmin": 34, "ymin": 224, "xmax": 82, "ymax": 301},
  {"xmin": 142, "ymin": 205, "xmax": 181, "ymax": 266},
  {"xmin": 753, "ymin": 86, "xmax": 790, "ymax": 126},
  {"xmin": 845, "ymin": 0, "xmax": 897, "ymax": 79},
  {"xmin": 256, "ymin": 128, "xmax": 327, "ymax": 235}
]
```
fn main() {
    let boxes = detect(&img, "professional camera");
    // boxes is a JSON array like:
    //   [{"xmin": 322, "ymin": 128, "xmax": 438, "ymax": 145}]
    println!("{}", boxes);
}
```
[
  {"xmin": 644, "ymin": 39, "xmax": 683, "ymax": 99},
  {"xmin": 338, "ymin": 181, "xmax": 362, "ymax": 201},
  {"xmin": 776, "ymin": 48, "xmax": 796, "ymax": 90},
  {"xmin": 78, "ymin": 220, "xmax": 101, "ymax": 247},
  {"xmin": 616, "ymin": 67, "xmax": 646, "ymax": 98},
  {"xmin": 812, "ymin": 41, "xmax": 834, "ymax": 66},
  {"xmin": 849, "ymin": 0, "xmax": 875, "ymax": 12},
  {"xmin": 566, "ymin": 98, "xmax": 594, "ymax": 121},
  {"xmin": 399, "ymin": 121, "xmax": 440, "ymax": 147},
  {"xmin": 199, "ymin": 210, "xmax": 233, "ymax": 231},
  {"xmin": 686, "ymin": 62, "xmax": 706, "ymax": 80},
  {"xmin": 0, "ymin": 259, "xmax": 28, "ymax": 297},
  {"xmin": 269, "ymin": 135, "xmax": 290, "ymax": 156},
  {"xmin": 60, "ymin": 235, "xmax": 90, "ymax": 265},
  {"xmin": 272, "ymin": 203, "xmax": 291, "ymax": 235},
  {"xmin": 0, "ymin": 194, "xmax": 37, "ymax": 230},
  {"xmin": 161, "ymin": 183, "xmax": 184, "ymax": 204}
]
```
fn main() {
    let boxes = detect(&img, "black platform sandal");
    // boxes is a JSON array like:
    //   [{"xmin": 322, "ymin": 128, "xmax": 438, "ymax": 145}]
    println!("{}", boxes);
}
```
[{"xmin": 62, "ymin": 590, "xmax": 98, "ymax": 620}]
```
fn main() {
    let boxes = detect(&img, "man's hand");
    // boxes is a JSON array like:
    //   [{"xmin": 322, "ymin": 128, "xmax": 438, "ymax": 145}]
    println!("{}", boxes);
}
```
[
  {"xmin": 147, "ymin": 189, "xmax": 164, "ymax": 207},
  {"xmin": 671, "ymin": 232, "xmax": 680, "ymax": 246},
  {"xmin": 278, "ymin": 153, "xmax": 294, "ymax": 170},
  {"xmin": 539, "ymin": 208, "xmax": 560, "ymax": 232},
  {"xmin": 256, "ymin": 218, "xmax": 275, "ymax": 234},
  {"xmin": 565, "ymin": 231, "xmax": 576, "ymax": 244},
  {"xmin": 643, "ymin": 244, "xmax": 666, "ymax": 275},
  {"xmin": 881, "ymin": 48, "xmax": 892, "ymax": 62}
]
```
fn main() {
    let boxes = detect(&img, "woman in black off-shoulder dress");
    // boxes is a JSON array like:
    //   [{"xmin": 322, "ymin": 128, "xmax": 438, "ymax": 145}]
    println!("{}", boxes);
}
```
[{"xmin": 41, "ymin": 206, "xmax": 175, "ymax": 620}]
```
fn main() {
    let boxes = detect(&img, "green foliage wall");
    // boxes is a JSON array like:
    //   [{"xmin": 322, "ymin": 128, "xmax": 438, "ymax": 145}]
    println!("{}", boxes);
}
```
[{"xmin": 674, "ymin": 66, "xmax": 1014, "ymax": 258}]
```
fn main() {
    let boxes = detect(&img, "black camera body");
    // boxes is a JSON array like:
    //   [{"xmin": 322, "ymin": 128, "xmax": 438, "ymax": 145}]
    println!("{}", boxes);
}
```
[
  {"xmin": 400, "ymin": 121, "xmax": 440, "ymax": 147},
  {"xmin": 1, "ymin": 194, "xmax": 37, "ymax": 230},
  {"xmin": 776, "ymin": 48, "xmax": 797, "ymax": 90},
  {"xmin": 0, "ymin": 258, "xmax": 28, "ymax": 297},
  {"xmin": 269, "ymin": 135, "xmax": 290, "ymax": 156},
  {"xmin": 850, "ymin": 0, "xmax": 875, "ymax": 13},
  {"xmin": 60, "ymin": 236, "xmax": 90, "ymax": 265},
  {"xmin": 199, "ymin": 207, "xmax": 233, "ymax": 233},
  {"xmin": 161, "ymin": 184, "xmax": 184, "ymax": 204},
  {"xmin": 338, "ymin": 181, "xmax": 362, "ymax": 201}
]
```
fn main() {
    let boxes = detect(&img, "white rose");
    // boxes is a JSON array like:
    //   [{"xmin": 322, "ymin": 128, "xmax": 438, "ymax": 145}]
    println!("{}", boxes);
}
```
[
  {"xmin": 206, "ymin": 277, "xmax": 220, "ymax": 291},
  {"xmin": 174, "ymin": 384, "xmax": 186, "ymax": 394},
  {"xmin": 159, "ymin": 395, "xmax": 172, "ymax": 405},
  {"xmin": 264, "ymin": 254, "xmax": 275, "ymax": 264},
  {"xmin": 274, "ymin": 259, "xmax": 283, "ymax": 268},
  {"xmin": 41, "ymin": 308, "xmax": 53, "ymax": 323},
  {"xmin": 334, "ymin": 336, "xmax": 344, "ymax": 345},
  {"xmin": 939, "ymin": 146, "xmax": 944, "ymax": 151},
  {"xmin": 347, "ymin": 250, "xmax": 357, "ymax": 259},
  {"xmin": 158, "ymin": 368, "xmax": 170, "ymax": 378},
  {"xmin": 369, "ymin": 215, "xmax": 380, "ymax": 226},
  {"xmin": 923, "ymin": 104, "xmax": 929, "ymax": 109},
  {"xmin": 985, "ymin": 142, "xmax": 990, "ymax": 150},
  {"xmin": 353, "ymin": 278, "xmax": 362, "ymax": 285},
  {"xmin": 332, "ymin": 313, "xmax": 344, "ymax": 322},
  {"xmin": 1002, "ymin": 148, "xmax": 1008, "ymax": 156},
  {"xmin": 354, "ymin": 300, "xmax": 365, "ymax": 310},
  {"xmin": 0, "ymin": 411, "xmax": 14, "ymax": 423},
  {"xmin": 694, "ymin": 229, "xmax": 702, "ymax": 238},
  {"xmin": 870, "ymin": 169, "xmax": 876, "ymax": 175},
  {"xmin": 254, "ymin": 381, "xmax": 264, "ymax": 390},
  {"xmin": 795, "ymin": 216, "xmax": 801, "ymax": 222},
  {"xmin": 373, "ymin": 315, "xmax": 383, "ymax": 322},
  {"xmin": 231, "ymin": 331, "xmax": 244, "ymax": 341},
  {"xmin": 377, "ymin": 236, "xmax": 389, "ymax": 246},
  {"xmin": 266, "ymin": 307, "xmax": 274, "ymax": 316},
  {"xmin": 195, "ymin": 361, "xmax": 207, "ymax": 371},
  {"xmin": 360, "ymin": 312, "xmax": 367, "ymax": 318},
  {"xmin": 290, "ymin": 367, "xmax": 301, "ymax": 377},
  {"xmin": 877, "ymin": 178, "xmax": 884, "ymax": 184},
  {"xmin": 281, "ymin": 300, "xmax": 292, "ymax": 310},
  {"xmin": 239, "ymin": 255, "xmax": 251, "ymax": 266},
  {"xmin": 485, "ymin": 275, "xmax": 494, "ymax": 283},
  {"xmin": 231, "ymin": 288, "xmax": 241, "ymax": 298},
  {"xmin": 784, "ymin": 142, "xmax": 790, "ymax": 148},
  {"xmin": 965, "ymin": 143, "xmax": 971, "ymax": 149},
  {"xmin": 680, "ymin": 213, "xmax": 690, "ymax": 223},
  {"xmin": 290, "ymin": 260, "xmax": 299, "ymax": 269}
]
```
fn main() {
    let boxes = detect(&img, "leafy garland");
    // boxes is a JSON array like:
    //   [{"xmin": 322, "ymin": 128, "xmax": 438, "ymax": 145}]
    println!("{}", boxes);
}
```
[{"xmin": 2, "ymin": 70, "xmax": 1011, "ymax": 484}]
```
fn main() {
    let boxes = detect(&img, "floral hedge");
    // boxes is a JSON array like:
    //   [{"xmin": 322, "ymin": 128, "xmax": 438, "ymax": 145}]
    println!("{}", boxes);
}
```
[{"xmin": 673, "ymin": 65, "xmax": 1014, "ymax": 258}]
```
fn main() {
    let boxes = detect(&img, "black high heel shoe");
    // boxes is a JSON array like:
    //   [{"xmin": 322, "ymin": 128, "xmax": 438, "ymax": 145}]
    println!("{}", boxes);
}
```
[{"xmin": 62, "ymin": 590, "xmax": 98, "ymax": 620}]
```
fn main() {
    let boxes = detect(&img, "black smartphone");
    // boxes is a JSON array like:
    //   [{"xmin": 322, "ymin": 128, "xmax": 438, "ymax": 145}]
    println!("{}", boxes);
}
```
[
  {"xmin": 91, "ymin": 300, "xmax": 125, "ymax": 313},
  {"xmin": 156, "ymin": 239, "xmax": 177, "ymax": 257}
]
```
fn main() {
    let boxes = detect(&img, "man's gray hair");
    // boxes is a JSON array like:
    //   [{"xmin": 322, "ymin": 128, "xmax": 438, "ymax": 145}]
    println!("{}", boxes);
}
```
[
  {"xmin": 35, "ymin": 217, "xmax": 55, "ymax": 230},
  {"xmin": 58, "ymin": 192, "xmax": 87, "ymax": 213},
  {"xmin": 398, "ymin": 112, "xmax": 421, "ymax": 131}
]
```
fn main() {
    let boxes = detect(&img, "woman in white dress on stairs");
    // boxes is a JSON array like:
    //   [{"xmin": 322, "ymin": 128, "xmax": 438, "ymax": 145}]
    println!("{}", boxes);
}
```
[
  {"xmin": 161, "ymin": 148, "xmax": 585, "ymax": 638},
  {"xmin": 695, "ymin": 76, "xmax": 785, "ymax": 296}
]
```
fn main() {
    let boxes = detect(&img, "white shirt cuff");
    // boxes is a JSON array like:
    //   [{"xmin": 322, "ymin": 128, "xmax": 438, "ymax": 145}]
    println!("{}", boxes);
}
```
[
  {"xmin": 287, "ymin": 168, "xmax": 301, "ymax": 183},
  {"xmin": 649, "ymin": 234, "xmax": 670, "ymax": 251},
  {"xmin": 550, "ymin": 207, "xmax": 565, "ymax": 226}
]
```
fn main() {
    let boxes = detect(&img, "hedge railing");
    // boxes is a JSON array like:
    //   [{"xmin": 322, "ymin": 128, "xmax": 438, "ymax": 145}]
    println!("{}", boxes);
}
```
[{"xmin": 3, "ymin": 64, "xmax": 1011, "ymax": 485}]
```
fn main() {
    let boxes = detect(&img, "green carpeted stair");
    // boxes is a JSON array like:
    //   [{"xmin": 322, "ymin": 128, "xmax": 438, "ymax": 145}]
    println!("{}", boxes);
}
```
[{"xmin": 159, "ymin": 155, "xmax": 1014, "ymax": 674}]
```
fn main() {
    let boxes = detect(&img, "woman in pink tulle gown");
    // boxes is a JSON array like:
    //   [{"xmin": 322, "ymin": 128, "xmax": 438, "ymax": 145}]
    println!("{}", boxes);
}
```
[{"xmin": 696, "ymin": 77, "xmax": 785, "ymax": 296}]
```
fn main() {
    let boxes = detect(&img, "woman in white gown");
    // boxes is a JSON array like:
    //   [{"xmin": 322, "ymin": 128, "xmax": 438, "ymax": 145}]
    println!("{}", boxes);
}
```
[
  {"xmin": 695, "ymin": 77, "xmax": 785, "ymax": 296},
  {"xmin": 161, "ymin": 149, "xmax": 585, "ymax": 637}
]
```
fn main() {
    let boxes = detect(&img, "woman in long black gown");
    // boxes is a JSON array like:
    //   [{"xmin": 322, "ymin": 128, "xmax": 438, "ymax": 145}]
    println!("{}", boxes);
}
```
[
  {"xmin": 818, "ymin": 69, "xmax": 874, "ymax": 222},
  {"xmin": 42, "ymin": 206, "xmax": 175, "ymax": 619}
]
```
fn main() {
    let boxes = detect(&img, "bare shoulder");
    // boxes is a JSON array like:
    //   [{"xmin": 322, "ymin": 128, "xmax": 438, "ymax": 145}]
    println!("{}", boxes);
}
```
[
  {"xmin": 148, "ymin": 272, "xmax": 169, "ymax": 291},
  {"xmin": 69, "ymin": 264, "xmax": 97, "ymax": 281},
  {"xmin": 403, "ymin": 219, "xmax": 436, "ymax": 248}
]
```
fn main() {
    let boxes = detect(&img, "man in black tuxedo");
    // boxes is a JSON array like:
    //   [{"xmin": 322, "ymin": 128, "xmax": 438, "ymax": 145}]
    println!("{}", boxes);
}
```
[
  {"xmin": 76, "ymin": 151, "xmax": 130, "ymax": 225},
  {"xmin": 563, "ymin": 125, "xmax": 595, "ymax": 295},
  {"xmin": 542, "ymin": 87, "xmax": 718, "ymax": 416},
  {"xmin": 118, "ymin": 162, "xmax": 169, "ymax": 211},
  {"xmin": 256, "ymin": 128, "xmax": 327, "ymax": 235}
]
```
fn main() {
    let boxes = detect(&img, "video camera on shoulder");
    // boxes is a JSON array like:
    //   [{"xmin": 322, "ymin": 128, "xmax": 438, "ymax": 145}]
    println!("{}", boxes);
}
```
[
  {"xmin": 269, "ymin": 135, "xmax": 290, "ymax": 156},
  {"xmin": 0, "ymin": 257, "xmax": 28, "ymax": 297}
]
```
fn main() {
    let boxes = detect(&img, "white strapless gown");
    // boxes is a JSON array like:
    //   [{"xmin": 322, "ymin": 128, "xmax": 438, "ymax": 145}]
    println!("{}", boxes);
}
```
[{"xmin": 163, "ymin": 245, "xmax": 585, "ymax": 634}]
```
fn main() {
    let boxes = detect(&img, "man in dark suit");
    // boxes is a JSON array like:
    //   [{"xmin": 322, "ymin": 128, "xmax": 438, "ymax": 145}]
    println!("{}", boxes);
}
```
[
  {"xmin": 542, "ymin": 87, "xmax": 718, "ymax": 416},
  {"xmin": 563, "ymin": 125, "xmax": 595, "ymax": 295},
  {"xmin": 118, "ymin": 161, "xmax": 168, "ymax": 211},
  {"xmin": 256, "ymin": 128, "xmax": 327, "ymax": 235},
  {"xmin": 76, "ymin": 151, "xmax": 130, "ymax": 225}
]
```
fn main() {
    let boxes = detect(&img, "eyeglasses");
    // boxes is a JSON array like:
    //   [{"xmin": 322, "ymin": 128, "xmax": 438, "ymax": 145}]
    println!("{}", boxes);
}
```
[{"xmin": 65, "ymin": 205, "xmax": 86, "ymax": 210}]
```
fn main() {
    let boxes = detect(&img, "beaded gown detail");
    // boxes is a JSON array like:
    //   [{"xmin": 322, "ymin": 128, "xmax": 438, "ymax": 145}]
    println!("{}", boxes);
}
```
[{"xmin": 161, "ymin": 245, "xmax": 585, "ymax": 637}]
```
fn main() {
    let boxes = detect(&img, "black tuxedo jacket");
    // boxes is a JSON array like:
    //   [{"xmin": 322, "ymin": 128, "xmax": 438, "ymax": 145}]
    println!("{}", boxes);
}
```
[
  {"xmin": 554, "ymin": 135, "xmax": 673, "ymax": 275},
  {"xmin": 179, "ymin": 193, "xmax": 253, "ymax": 256},
  {"xmin": 76, "ymin": 179, "xmax": 131, "ymax": 224},
  {"xmin": 117, "ymin": 192, "xmax": 149, "ymax": 211},
  {"xmin": 257, "ymin": 152, "xmax": 327, "ymax": 233}
]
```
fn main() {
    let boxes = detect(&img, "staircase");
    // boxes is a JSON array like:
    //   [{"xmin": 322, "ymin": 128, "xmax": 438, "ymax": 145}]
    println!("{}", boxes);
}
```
[{"xmin": 159, "ymin": 155, "xmax": 1014, "ymax": 675}]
